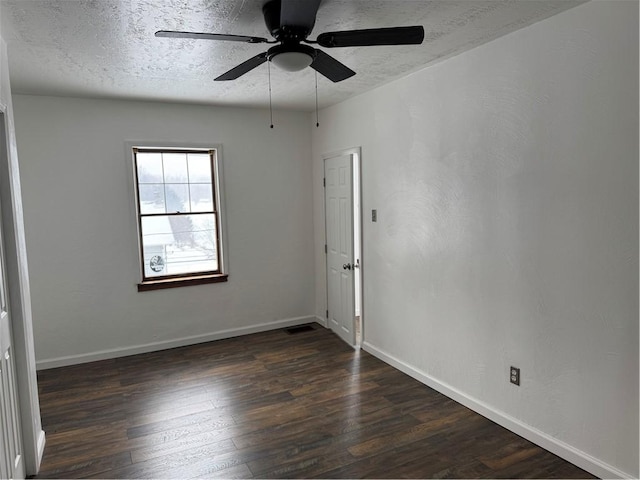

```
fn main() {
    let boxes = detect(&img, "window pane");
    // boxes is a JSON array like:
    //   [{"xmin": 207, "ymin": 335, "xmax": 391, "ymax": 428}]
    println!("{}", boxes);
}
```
[
  {"xmin": 138, "ymin": 184, "xmax": 166, "ymax": 214},
  {"xmin": 137, "ymin": 152, "xmax": 163, "ymax": 183},
  {"xmin": 141, "ymin": 214, "xmax": 218, "ymax": 278},
  {"xmin": 163, "ymin": 153, "xmax": 188, "ymax": 183},
  {"xmin": 190, "ymin": 184, "xmax": 213, "ymax": 212},
  {"xmin": 192, "ymin": 215, "xmax": 218, "ymax": 263},
  {"xmin": 188, "ymin": 154, "xmax": 212, "ymax": 183},
  {"xmin": 165, "ymin": 184, "xmax": 190, "ymax": 213}
]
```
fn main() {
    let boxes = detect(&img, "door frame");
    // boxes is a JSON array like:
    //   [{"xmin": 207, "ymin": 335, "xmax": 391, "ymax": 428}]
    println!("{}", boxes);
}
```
[
  {"xmin": 322, "ymin": 147, "xmax": 364, "ymax": 348},
  {"xmin": 0, "ymin": 100, "xmax": 45, "ymax": 475}
]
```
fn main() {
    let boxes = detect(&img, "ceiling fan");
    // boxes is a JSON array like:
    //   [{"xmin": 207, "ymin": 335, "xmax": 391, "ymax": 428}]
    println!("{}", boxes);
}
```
[{"xmin": 156, "ymin": 0, "xmax": 425, "ymax": 83}]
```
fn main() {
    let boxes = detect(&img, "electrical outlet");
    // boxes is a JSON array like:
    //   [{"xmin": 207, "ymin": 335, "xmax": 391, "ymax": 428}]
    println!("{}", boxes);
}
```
[
  {"xmin": 510, "ymin": 366, "xmax": 520, "ymax": 386},
  {"xmin": 372, "ymin": 209, "xmax": 377, "ymax": 222}
]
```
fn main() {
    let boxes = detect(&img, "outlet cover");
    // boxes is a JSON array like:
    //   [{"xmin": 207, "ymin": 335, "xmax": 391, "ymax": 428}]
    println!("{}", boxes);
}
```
[{"xmin": 510, "ymin": 366, "xmax": 520, "ymax": 386}]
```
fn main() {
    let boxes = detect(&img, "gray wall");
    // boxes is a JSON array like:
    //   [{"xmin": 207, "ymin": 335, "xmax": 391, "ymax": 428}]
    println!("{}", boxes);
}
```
[
  {"xmin": 13, "ymin": 96, "xmax": 315, "ymax": 366},
  {"xmin": 312, "ymin": 1, "xmax": 638, "ymax": 477}
]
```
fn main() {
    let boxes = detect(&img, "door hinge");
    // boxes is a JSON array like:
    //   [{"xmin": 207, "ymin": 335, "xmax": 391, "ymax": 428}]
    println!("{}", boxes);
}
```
[
  {"xmin": 323, "ymin": 177, "xmax": 326, "ymax": 187},
  {"xmin": 324, "ymin": 244, "xmax": 327, "ymax": 254},
  {"xmin": 326, "ymin": 310, "xmax": 329, "ymax": 318}
]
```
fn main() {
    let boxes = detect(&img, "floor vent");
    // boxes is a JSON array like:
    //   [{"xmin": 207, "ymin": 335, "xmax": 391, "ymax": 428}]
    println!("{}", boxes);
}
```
[{"xmin": 285, "ymin": 325, "xmax": 315, "ymax": 335}]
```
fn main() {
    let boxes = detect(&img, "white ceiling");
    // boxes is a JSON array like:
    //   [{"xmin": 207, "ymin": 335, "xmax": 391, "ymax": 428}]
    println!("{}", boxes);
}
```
[{"xmin": 1, "ymin": 0, "xmax": 586, "ymax": 111}]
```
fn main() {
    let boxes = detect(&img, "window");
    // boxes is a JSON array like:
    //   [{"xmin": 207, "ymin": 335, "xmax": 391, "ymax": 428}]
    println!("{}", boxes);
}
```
[{"xmin": 132, "ymin": 147, "xmax": 227, "ymax": 291}]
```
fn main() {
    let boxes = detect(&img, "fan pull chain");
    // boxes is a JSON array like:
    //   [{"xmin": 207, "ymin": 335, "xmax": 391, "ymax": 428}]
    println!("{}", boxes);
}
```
[
  {"xmin": 268, "ymin": 61, "xmax": 274, "ymax": 128},
  {"xmin": 315, "ymin": 70, "xmax": 319, "ymax": 127}
]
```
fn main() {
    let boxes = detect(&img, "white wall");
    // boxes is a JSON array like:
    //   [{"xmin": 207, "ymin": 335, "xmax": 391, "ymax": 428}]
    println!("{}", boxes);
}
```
[
  {"xmin": 312, "ymin": 1, "xmax": 638, "ymax": 478},
  {"xmin": 13, "ymin": 95, "xmax": 315, "ymax": 366}
]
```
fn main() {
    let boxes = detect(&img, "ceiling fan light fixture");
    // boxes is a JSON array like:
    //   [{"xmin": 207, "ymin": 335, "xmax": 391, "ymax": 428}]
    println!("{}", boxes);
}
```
[
  {"xmin": 266, "ymin": 43, "xmax": 316, "ymax": 72},
  {"xmin": 271, "ymin": 51, "xmax": 314, "ymax": 71}
]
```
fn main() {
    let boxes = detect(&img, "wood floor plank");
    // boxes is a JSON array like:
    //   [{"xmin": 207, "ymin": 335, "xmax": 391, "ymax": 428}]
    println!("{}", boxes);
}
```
[
  {"xmin": 130, "ymin": 434, "xmax": 236, "ymax": 464},
  {"xmin": 245, "ymin": 414, "xmax": 427, "ymax": 476},
  {"xmin": 34, "ymin": 325, "xmax": 597, "ymax": 479},
  {"xmin": 317, "ymin": 440, "xmax": 456, "ymax": 479},
  {"xmin": 90, "ymin": 443, "xmax": 245, "ymax": 479},
  {"xmin": 126, "ymin": 409, "xmax": 237, "ymax": 439},
  {"xmin": 127, "ymin": 400, "xmax": 217, "ymax": 427},
  {"xmin": 190, "ymin": 462, "xmax": 254, "ymax": 479},
  {"xmin": 347, "ymin": 407, "xmax": 484, "ymax": 458},
  {"xmin": 37, "ymin": 451, "xmax": 132, "ymax": 479}
]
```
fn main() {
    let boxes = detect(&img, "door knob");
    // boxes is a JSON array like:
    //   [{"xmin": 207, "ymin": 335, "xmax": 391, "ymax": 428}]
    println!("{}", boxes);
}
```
[{"xmin": 343, "ymin": 263, "xmax": 352, "ymax": 270}]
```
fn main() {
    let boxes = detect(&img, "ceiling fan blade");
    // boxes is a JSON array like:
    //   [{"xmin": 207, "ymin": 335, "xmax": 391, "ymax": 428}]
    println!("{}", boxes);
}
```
[
  {"xmin": 215, "ymin": 52, "xmax": 268, "ymax": 81},
  {"xmin": 316, "ymin": 26, "xmax": 425, "ymax": 48},
  {"xmin": 310, "ymin": 50, "xmax": 355, "ymax": 83},
  {"xmin": 155, "ymin": 30, "xmax": 270, "ymax": 44},
  {"xmin": 279, "ymin": 0, "xmax": 321, "ymax": 31}
]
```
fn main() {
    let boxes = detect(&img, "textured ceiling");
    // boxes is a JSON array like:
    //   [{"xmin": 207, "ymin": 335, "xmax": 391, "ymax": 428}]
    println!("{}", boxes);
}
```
[{"xmin": 1, "ymin": 0, "xmax": 586, "ymax": 111}]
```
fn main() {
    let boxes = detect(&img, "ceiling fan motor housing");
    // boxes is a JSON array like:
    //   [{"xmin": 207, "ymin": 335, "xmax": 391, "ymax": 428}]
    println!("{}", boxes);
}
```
[{"xmin": 263, "ymin": 0, "xmax": 314, "ymax": 42}]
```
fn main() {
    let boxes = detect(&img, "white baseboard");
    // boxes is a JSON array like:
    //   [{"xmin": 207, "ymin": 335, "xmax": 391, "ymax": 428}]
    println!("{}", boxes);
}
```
[
  {"xmin": 37, "ymin": 316, "xmax": 316, "ymax": 370},
  {"xmin": 363, "ymin": 341, "xmax": 631, "ymax": 480},
  {"xmin": 314, "ymin": 315, "xmax": 328, "ymax": 328},
  {"xmin": 26, "ymin": 428, "xmax": 45, "ymax": 475},
  {"xmin": 35, "ymin": 429, "xmax": 45, "ymax": 473}
]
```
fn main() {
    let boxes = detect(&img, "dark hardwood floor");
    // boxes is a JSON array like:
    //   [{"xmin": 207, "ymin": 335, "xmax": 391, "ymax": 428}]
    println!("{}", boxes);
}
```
[{"xmin": 34, "ymin": 325, "xmax": 596, "ymax": 479}]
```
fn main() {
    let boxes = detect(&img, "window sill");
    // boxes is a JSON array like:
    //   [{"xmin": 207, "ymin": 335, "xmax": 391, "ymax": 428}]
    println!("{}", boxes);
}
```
[{"xmin": 137, "ymin": 274, "xmax": 228, "ymax": 292}]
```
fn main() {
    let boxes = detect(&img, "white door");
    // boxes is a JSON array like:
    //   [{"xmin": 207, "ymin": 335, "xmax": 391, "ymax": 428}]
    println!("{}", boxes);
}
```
[
  {"xmin": 324, "ymin": 154, "xmax": 356, "ymax": 347},
  {"xmin": 0, "ymin": 193, "xmax": 24, "ymax": 479}
]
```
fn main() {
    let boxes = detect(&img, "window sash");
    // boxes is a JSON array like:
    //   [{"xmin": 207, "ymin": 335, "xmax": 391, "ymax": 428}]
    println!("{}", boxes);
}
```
[{"xmin": 133, "ymin": 148, "xmax": 223, "ymax": 282}]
